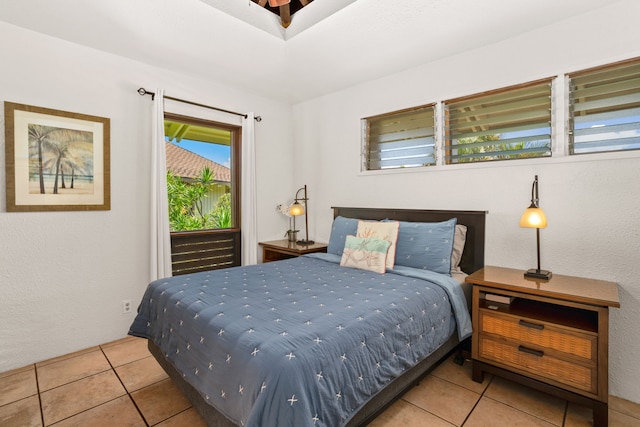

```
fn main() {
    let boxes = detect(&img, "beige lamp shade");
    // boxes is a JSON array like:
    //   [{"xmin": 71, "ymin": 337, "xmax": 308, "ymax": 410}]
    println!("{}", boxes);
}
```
[
  {"xmin": 268, "ymin": 0, "xmax": 290, "ymax": 6},
  {"xmin": 520, "ymin": 207, "xmax": 547, "ymax": 229},
  {"xmin": 289, "ymin": 202, "xmax": 305, "ymax": 216}
]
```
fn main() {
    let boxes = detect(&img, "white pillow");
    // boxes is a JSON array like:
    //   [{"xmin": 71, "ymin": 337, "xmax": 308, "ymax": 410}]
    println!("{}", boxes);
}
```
[{"xmin": 451, "ymin": 224, "xmax": 468, "ymax": 274}]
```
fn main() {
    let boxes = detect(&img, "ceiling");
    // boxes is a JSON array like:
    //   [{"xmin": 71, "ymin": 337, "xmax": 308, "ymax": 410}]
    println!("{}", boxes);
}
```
[{"xmin": 0, "ymin": 0, "xmax": 618, "ymax": 104}]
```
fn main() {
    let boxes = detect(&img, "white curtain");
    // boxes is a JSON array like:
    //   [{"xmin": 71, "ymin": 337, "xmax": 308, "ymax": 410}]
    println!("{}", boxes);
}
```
[
  {"xmin": 150, "ymin": 89, "xmax": 173, "ymax": 280},
  {"xmin": 241, "ymin": 112, "xmax": 258, "ymax": 265}
]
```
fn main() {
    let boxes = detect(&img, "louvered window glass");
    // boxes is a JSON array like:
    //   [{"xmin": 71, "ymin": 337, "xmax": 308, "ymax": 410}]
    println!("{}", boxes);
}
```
[
  {"xmin": 444, "ymin": 79, "xmax": 553, "ymax": 164},
  {"xmin": 568, "ymin": 58, "xmax": 640, "ymax": 155},
  {"xmin": 362, "ymin": 105, "xmax": 436, "ymax": 170}
]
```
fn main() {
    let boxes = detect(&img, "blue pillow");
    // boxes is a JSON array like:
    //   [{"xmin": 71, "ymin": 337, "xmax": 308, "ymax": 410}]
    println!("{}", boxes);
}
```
[
  {"xmin": 394, "ymin": 218, "xmax": 457, "ymax": 275},
  {"xmin": 327, "ymin": 216, "xmax": 359, "ymax": 256}
]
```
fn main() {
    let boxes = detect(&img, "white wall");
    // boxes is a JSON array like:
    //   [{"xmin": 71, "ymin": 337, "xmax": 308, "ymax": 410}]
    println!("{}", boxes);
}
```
[
  {"xmin": 293, "ymin": 1, "xmax": 640, "ymax": 403},
  {"xmin": 2, "ymin": 0, "xmax": 639, "ymax": 407},
  {"xmin": 0, "ymin": 22, "xmax": 295, "ymax": 372}
]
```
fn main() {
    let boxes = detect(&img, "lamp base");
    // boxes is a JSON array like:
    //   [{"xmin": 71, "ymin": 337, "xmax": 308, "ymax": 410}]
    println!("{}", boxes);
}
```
[
  {"xmin": 296, "ymin": 239, "xmax": 315, "ymax": 245},
  {"xmin": 524, "ymin": 269, "xmax": 552, "ymax": 280}
]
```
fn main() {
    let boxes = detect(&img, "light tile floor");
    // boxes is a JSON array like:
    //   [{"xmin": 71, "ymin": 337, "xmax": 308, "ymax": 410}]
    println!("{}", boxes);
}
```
[{"xmin": 1, "ymin": 337, "xmax": 639, "ymax": 426}]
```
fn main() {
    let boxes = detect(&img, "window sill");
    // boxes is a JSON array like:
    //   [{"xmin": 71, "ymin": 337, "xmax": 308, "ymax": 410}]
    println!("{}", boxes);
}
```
[{"xmin": 359, "ymin": 149, "xmax": 640, "ymax": 177}]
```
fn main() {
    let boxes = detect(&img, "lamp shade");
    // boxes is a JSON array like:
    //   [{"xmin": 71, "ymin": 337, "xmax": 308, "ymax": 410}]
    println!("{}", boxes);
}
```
[
  {"xmin": 289, "ymin": 202, "xmax": 305, "ymax": 216},
  {"xmin": 520, "ymin": 206, "xmax": 547, "ymax": 229}
]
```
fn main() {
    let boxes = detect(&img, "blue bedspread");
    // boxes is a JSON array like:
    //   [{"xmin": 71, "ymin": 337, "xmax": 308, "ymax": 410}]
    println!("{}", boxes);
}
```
[{"xmin": 129, "ymin": 255, "xmax": 471, "ymax": 427}]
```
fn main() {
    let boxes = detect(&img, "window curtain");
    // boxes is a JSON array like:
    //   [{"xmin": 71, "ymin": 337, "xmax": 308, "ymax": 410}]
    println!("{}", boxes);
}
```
[
  {"xmin": 241, "ymin": 112, "xmax": 258, "ymax": 265},
  {"xmin": 150, "ymin": 89, "xmax": 173, "ymax": 280}
]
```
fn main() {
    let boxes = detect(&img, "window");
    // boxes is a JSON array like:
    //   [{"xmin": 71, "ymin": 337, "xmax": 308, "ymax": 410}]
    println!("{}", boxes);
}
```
[
  {"xmin": 568, "ymin": 57, "xmax": 640, "ymax": 155},
  {"xmin": 360, "ymin": 57, "xmax": 640, "ymax": 172},
  {"xmin": 164, "ymin": 117, "xmax": 235, "ymax": 232},
  {"xmin": 362, "ymin": 105, "xmax": 436, "ymax": 170},
  {"xmin": 444, "ymin": 79, "xmax": 553, "ymax": 164},
  {"xmin": 164, "ymin": 113, "xmax": 241, "ymax": 274}
]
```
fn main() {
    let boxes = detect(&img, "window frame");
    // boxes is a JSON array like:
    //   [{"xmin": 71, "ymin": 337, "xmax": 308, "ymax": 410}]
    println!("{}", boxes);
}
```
[
  {"xmin": 361, "ymin": 104, "xmax": 437, "ymax": 171},
  {"xmin": 444, "ymin": 78, "xmax": 554, "ymax": 165},
  {"xmin": 163, "ymin": 112, "xmax": 242, "ymax": 274},
  {"xmin": 164, "ymin": 112, "xmax": 241, "ymax": 231},
  {"xmin": 568, "ymin": 57, "xmax": 640, "ymax": 156}
]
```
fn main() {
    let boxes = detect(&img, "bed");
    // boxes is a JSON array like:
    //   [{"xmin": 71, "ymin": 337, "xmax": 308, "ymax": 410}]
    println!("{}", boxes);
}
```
[{"xmin": 129, "ymin": 207, "xmax": 486, "ymax": 427}]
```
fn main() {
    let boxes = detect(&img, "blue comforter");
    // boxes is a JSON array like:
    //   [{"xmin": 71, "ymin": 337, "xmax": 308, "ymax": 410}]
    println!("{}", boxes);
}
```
[{"xmin": 129, "ymin": 254, "xmax": 471, "ymax": 427}]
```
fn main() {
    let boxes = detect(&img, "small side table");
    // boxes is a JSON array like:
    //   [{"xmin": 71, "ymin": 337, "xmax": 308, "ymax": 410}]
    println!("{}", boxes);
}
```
[
  {"xmin": 467, "ymin": 266, "xmax": 620, "ymax": 427},
  {"xmin": 259, "ymin": 239, "xmax": 328, "ymax": 263}
]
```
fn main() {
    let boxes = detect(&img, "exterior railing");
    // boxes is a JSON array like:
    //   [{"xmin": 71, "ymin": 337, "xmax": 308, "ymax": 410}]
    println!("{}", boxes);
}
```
[{"xmin": 170, "ymin": 228, "xmax": 241, "ymax": 276}]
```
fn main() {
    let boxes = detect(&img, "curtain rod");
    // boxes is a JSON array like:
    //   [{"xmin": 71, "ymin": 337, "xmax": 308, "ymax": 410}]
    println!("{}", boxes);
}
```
[{"xmin": 137, "ymin": 88, "xmax": 262, "ymax": 122}]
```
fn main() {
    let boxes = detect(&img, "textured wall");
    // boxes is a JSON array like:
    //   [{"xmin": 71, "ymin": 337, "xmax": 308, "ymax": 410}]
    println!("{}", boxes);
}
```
[
  {"xmin": 292, "ymin": 2, "xmax": 640, "ymax": 403},
  {"xmin": 0, "ymin": 22, "xmax": 294, "ymax": 372}
]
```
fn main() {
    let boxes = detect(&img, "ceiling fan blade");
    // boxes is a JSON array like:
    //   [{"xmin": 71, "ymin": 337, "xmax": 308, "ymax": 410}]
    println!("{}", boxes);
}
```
[{"xmin": 268, "ymin": 0, "xmax": 290, "ymax": 7}]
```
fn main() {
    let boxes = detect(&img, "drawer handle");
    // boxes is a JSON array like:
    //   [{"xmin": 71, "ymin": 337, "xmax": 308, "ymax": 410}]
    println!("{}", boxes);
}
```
[
  {"xmin": 519, "ymin": 319, "xmax": 544, "ymax": 330},
  {"xmin": 518, "ymin": 345, "xmax": 544, "ymax": 358}
]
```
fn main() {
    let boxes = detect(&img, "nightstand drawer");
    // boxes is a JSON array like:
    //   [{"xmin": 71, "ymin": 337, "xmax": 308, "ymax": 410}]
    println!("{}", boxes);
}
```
[
  {"xmin": 479, "ymin": 309, "xmax": 597, "ymax": 363},
  {"xmin": 478, "ymin": 335, "xmax": 597, "ymax": 393}
]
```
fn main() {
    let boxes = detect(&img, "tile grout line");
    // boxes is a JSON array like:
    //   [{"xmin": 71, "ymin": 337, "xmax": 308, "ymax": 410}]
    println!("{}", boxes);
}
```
[
  {"xmin": 98, "ymin": 339, "xmax": 208, "ymax": 426},
  {"xmin": 33, "ymin": 363, "xmax": 45, "ymax": 427},
  {"xmin": 97, "ymin": 343, "xmax": 193, "ymax": 426},
  {"xmin": 47, "ymin": 396, "xmax": 128, "ymax": 427},
  {"xmin": 99, "ymin": 344, "xmax": 151, "ymax": 427},
  {"xmin": 38, "ymin": 348, "xmax": 132, "ymax": 426},
  {"xmin": 561, "ymin": 400, "xmax": 569, "ymax": 427},
  {"xmin": 154, "ymin": 407, "xmax": 196, "ymax": 426},
  {"xmin": 425, "ymin": 357, "xmax": 493, "ymax": 426},
  {"xmin": 460, "ymin": 364, "xmax": 494, "ymax": 426},
  {"xmin": 474, "ymin": 379, "xmax": 569, "ymax": 427},
  {"xmin": 21, "ymin": 357, "xmax": 114, "ymax": 427},
  {"xmin": 398, "ymin": 356, "xmax": 485, "ymax": 426},
  {"xmin": 399, "ymin": 398, "xmax": 455, "ymax": 426},
  {"xmin": 17, "ymin": 339, "xmax": 640, "ymax": 426}
]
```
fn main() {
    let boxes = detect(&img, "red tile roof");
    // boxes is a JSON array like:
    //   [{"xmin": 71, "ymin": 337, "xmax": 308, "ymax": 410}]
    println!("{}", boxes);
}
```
[{"xmin": 165, "ymin": 142, "xmax": 230, "ymax": 183}]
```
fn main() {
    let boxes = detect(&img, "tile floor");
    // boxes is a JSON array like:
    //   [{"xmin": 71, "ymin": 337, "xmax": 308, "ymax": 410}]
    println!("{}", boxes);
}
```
[{"xmin": 1, "ymin": 337, "xmax": 639, "ymax": 426}]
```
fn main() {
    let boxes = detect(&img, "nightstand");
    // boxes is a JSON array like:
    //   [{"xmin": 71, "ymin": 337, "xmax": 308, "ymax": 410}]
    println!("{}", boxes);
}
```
[
  {"xmin": 467, "ymin": 266, "xmax": 620, "ymax": 427},
  {"xmin": 259, "ymin": 239, "xmax": 328, "ymax": 262}
]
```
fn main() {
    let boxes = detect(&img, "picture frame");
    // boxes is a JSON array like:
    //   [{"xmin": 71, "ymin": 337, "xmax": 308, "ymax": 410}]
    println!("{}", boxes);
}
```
[{"xmin": 4, "ymin": 102, "xmax": 110, "ymax": 211}]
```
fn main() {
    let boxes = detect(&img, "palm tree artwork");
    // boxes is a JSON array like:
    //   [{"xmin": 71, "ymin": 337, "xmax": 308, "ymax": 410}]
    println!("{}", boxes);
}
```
[{"xmin": 28, "ymin": 124, "xmax": 94, "ymax": 195}]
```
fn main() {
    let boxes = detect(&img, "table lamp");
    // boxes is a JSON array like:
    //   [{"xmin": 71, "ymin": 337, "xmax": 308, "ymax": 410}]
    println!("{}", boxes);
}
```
[
  {"xmin": 520, "ymin": 175, "xmax": 552, "ymax": 280},
  {"xmin": 289, "ymin": 185, "xmax": 314, "ymax": 245}
]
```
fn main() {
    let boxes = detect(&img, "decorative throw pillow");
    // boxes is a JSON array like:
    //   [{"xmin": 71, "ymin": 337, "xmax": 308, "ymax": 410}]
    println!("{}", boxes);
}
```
[
  {"xmin": 340, "ymin": 235, "xmax": 391, "ymax": 274},
  {"xmin": 356, "ymin": 220, "xmax": 400, "ymax": 269},
  {"xmin": 394, "ymin": 218, "xmax": 457, "ymax": 275},
  {"xmin": 327, "ymin": 216, "xmax": 359, "ymax": 256}
]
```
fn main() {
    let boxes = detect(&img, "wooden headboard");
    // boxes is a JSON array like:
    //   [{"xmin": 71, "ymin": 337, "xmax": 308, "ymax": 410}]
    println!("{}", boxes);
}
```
[{"xmin": 332, "ymin": 207, "xmax": 487, "ymax": 275}]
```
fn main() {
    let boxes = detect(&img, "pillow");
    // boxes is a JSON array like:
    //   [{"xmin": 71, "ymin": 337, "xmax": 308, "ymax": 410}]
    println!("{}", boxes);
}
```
[
  {"xmin": 451, "ymin": 224, "xmax": 468, "ymax": 274},
  {"xmin": 340, "ymin": 235, "xmax": 391, "ymax": 274},
  {"xmin": 327, "ymin": 216, "xmax": 359, "ymax": 256},
  {"xmin": 356, "ymin": 220, "xmax": 400, "ymax": 269},
  {"xmin": 394, "ymin": 218, "xmax": 457, "ymax": 275}
]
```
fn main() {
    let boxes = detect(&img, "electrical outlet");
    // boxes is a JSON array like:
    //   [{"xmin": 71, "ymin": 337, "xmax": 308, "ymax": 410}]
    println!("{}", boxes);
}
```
[{"xmin": 123, "ymin": 299, "xmax": 132, "ymax": 314}]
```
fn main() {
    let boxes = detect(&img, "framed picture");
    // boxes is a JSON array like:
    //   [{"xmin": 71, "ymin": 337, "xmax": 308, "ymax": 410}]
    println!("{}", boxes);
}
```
[{"xmin": 4, "ymin": 102, "xmax": 110, "ymax": 211}]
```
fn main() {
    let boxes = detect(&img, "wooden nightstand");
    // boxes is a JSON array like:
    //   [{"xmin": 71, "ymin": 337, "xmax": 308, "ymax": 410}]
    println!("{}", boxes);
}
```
[
  {"xmin": 259, "ymin": 239, "xmax": 328, "ymax": 263},
  {"xmin": 467, "ymin": 266, "xmax": 620, "ymax": 427}
]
